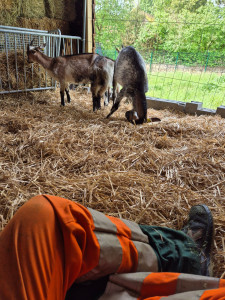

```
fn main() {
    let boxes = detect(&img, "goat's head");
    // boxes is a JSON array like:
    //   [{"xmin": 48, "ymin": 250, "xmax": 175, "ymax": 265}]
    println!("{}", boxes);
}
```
[
  {"xmin": 27, "ymin": 39, "xmax": 46, "ymax": 63},
  {"xmin": 125, "ymin": 88, "xmax": 147, "ymax": 124}
]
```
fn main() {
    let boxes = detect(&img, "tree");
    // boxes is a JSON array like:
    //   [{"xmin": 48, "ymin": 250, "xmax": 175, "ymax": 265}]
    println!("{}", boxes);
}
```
[
  {"xmin": 95, "ymin": 0, "xmax": 133, "ymax": 49},
  {"xmin": 95, "ymin": 0, "xmax": 225, "ymax": 55},
  {"xmin": 134, "ymin": 1, "xmax": 225, "ymax": 53}
]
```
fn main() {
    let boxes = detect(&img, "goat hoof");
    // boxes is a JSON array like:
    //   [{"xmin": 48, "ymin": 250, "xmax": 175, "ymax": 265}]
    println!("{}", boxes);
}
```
[{"xmin": 125, "ymin": 111, "xmax": 132, "ymax": 121}]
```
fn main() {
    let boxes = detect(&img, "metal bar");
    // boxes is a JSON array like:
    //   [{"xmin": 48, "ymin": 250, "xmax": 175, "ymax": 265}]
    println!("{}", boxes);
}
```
[
  {"xmin": 22, "ymin": 34, "xmax": 27, "ymax": 90},
  {"xmin": 1, "ymin": 28, "xmax": 81, "ymax": 41},
  {"xmin": 43, "ymin": 36, "xmax": 47, "ymax": 88},
  {"xmin": 30, "ymin": 34, "xmax": 34, "ymax": 88},
  {"xmin": 0, "ymin": 87, "xmax": 56, "ymax": 94},
  {"xmin": 63, "ymin": 38, "xmax": 65, "ymax": 55},
  {"xmin": 4, "ymin": 33, "xmax": 11, "ymax": 90},
  {"xmin": 77, "ymin": 40, "xmax": 79, "ymax": 54},
  {"xmin": 14, "ymin": 35, "xmax": 19, "ymax": 91},
  {"xmin": 38, "ymin": 35, "xmax": 41, "ymax": 88},
  {"xmin": 0, "ymin": 25, "xmax": 48, "ymax": 33}
]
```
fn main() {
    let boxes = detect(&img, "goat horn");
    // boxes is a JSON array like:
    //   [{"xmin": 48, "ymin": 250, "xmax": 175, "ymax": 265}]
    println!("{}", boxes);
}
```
[{"xmin": 30, "ymin": 39, "xmax": 35, "ymax": 46}]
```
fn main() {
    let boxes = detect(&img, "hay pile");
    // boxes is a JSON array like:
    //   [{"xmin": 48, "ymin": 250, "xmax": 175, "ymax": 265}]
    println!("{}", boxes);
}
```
[
  {"xmin": 0, "ymin": 0, "xmax": 76, "ymax": 34},
  {"xmin": 0, "ymin": 51, "xmax": 52, "ymax": 91},
  {"xmin": 0, "ymin": 89, "xmax": 225, "ymax": 278}
]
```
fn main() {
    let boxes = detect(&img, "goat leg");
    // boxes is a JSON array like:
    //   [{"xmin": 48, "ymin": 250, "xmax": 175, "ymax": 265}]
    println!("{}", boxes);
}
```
[
  {"xmin": 96, "ymin": 95, "xmax": 101, "ymax": 110},
  {"xmin": 65, "ymin": 88, "xmax": 71, "ymax": 103},
  {"xmin": 93, "ymin": 96, "xmax": 101, "ymax": 112},
  {"xmin": 106, "ymin": 88, "xmax": 124, "ymax": 119},
  {"xmin": 112, "ymin": 78, "xmax": 117, "ymax": 104},
  {"xmin": 106, "ymin": 102, "xmax": 120, "ymax": 118},
  {"xmin": 93, "ymin": 96, "xmax": 97, "ymax": 111},
  {"xmin": 60, "ymin": 90, "xmax": 65, "ymax": 106},
  {"xmin": 104, "ymin": 88, "xmax": 110, "ymax": 106}
]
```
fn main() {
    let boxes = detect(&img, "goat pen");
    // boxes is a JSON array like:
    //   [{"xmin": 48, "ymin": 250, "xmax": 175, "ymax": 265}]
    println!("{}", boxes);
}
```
[{"xmin": 0, "ymin": 25, "xmax": 82, "ymax": 95}]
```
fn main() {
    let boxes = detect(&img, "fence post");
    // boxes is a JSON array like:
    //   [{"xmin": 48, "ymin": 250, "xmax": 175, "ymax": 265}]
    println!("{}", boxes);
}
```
[
  {"xmin": 149, "ymin": 51, "xmax": 153, "ymax": 73},
  {"xmin": 175, "ymin": 52, "xmax": 179, "ymax": 71},
  {"xmin": 205, "ymin": 52, "xmax": 210, "ymax": 72}
]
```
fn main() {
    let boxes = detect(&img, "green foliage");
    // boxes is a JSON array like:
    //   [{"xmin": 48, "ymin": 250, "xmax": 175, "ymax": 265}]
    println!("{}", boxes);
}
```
[
  {"xmin": 95, "ymin": 0, "xmax": 133, "ymax": 49},
  {"xmin": 134, "ymin": 2, "xmax": 225, "ymax": 53},
  {"xmin": 139, "ymin": 0, "xmax": 154, "ymax": 14},
  {"xmin": 95, "ymin": 0, "xmax": 225, "ymax": 54}
]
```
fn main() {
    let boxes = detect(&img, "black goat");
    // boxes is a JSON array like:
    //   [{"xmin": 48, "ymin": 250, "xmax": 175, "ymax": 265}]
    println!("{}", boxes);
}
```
[{"xmin": 107, "ymin": 46, "xmax": 148, "ymax": 124}]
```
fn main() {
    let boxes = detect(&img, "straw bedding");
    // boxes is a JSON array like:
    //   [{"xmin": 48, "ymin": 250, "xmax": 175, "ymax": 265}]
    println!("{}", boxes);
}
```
[{"xmin": 0, "ymin": 89, "xmax": 224, "ymax": 277}]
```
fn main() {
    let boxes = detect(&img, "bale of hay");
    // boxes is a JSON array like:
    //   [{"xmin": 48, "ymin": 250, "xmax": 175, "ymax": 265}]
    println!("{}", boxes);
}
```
[
  {"xmin": 0, "ymin": 0, "xmax": 76, "ymax": 34},
  {"xmin": 0, "ymin": 90, "xmax": 224, "ymax": 278},
  {"xmin": 17, "ymin": 17, "xmax": 71, "ymax": 33}
]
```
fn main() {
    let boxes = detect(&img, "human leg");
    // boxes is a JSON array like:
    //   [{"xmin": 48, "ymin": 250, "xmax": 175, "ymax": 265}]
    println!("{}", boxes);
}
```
[
  {"xmin": 0, "ymin": 194, "xmax": 100, "ymax": 300},
  {"xmin": 0, "ymin": 195, "xmax": 64, "ymax": 300},
  {"xmin": 140, "ymin": 204, "xmax": 214, "ymax": 276},
  {"xmin": 140, "ymin": 225, "xmax": 201, "ymax": 275}
]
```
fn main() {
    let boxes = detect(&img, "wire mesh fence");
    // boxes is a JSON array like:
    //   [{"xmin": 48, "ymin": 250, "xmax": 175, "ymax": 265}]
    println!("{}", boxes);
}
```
[{"xmin": 94, "ymin": 0, "xmax": 225, "ymax": 110}]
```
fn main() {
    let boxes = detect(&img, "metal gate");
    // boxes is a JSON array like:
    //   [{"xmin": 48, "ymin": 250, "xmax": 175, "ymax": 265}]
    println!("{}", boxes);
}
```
[{"xmin": 0, "ymin": 25, "xmax": 82, "ymax": 95}]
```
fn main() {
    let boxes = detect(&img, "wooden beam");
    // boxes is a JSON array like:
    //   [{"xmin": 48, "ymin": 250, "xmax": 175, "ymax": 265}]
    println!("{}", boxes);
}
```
[{"xmin": 86, "ymin": 0, "xmax": 93, "ymax": 53}]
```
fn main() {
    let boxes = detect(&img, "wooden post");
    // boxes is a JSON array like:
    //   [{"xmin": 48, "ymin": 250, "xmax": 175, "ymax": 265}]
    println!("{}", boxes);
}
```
[{"xmin": 86, "ymin": 0, "xmax": 93, "ymax": 53}]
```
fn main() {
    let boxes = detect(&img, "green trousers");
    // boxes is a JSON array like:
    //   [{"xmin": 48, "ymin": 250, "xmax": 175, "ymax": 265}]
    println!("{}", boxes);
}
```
[{"xmin": 140, "ymin": 225, "xmax": 201, "ymax": 275}]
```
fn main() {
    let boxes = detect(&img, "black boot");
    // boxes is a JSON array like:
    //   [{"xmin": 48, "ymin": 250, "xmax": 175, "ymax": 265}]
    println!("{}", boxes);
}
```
[{"xmin": 182, "ymin": 204, "xmax": 214, "ymax": 276}]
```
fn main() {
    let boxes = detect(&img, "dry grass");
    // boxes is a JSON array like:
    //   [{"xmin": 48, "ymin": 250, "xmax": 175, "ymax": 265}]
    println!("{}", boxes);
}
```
[
  {"xmin": 0, "ymin": 0, "xmax": 74, "ymax": 34},
  {"xmin": 0, "ymin": 89, "xmax": 225, "ymax": 277}
]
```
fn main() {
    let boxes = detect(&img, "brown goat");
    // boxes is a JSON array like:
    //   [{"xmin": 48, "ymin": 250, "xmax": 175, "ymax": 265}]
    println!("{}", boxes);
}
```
[{"xmin": 27, "ymin": 40, "xmax": 114, "ymax": 111}]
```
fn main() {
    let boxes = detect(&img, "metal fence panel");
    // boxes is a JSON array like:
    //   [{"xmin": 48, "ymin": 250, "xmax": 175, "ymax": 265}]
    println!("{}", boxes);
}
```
[{"xmin": 0, "ymin": 26, "xmax": 82, "ymax": 95}]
